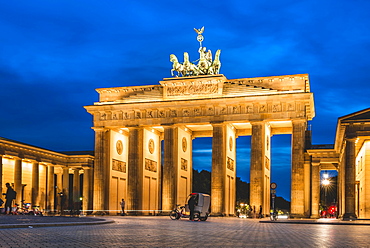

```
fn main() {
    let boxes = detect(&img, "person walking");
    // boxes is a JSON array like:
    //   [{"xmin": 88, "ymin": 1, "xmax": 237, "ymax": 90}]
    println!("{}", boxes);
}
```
[
  {"xmin": 120, "ymin": 199, "xmax": 125, "ymax": 216},
  {"xmin": 259, "ymin": 205, "xmax": 263, "ymax": 218},
  {"xmin": 3, "ymin": 183, "xmax": 16, "ymax": 215}
]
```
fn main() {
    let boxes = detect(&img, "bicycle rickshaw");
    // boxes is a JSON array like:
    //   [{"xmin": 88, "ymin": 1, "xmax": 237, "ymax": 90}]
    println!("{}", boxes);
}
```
[{"xmin": 170, "ymin": 193, "xmax": 210, "ymax": 221}]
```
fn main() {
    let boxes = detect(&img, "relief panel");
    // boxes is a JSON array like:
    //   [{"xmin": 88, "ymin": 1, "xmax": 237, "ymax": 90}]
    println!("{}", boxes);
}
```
[{"xmin": 145, "ymin": 158, "xmax": 157, "ymax": 172}]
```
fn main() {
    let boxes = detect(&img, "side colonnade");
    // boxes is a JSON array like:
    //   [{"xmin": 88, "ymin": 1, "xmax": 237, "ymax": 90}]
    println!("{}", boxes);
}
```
[{"xmin": 0, "ymin": 138, "xmax": 94, "ymax": 214}]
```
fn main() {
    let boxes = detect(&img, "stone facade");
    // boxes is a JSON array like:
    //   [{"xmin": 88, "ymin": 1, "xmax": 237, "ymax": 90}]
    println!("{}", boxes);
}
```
[
  {"xmin": 3, "ymin": 72, "xmax": 369, "ymax": 219},
  {"xmin": 0, "ymin": 137, "xmax": 93, "ymax": 214},
  {"xmin": 85, "ymin": 73, "xmax": 315, "ymax": 216},
  {"xmin": 307, "ymin": 108, "xmax": 370, "ymax": 219}
]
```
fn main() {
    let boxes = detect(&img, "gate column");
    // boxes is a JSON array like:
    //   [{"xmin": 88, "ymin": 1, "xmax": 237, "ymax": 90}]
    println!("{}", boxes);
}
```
[
  {"xmin": 82, "ymin": 167, "xmax": 91, "ymax": 213},
  {"xmin": 211, "ymin": 123, "xmax": 236, "ymax": 216},
  {"xmin": 93, "ymin": 127, "xmax": 110, "ymax": 214},
  {"xmin": 343, "ymin": 137, "xmax": 357, "ymax": 220},
  {"xmin": 73, "ymin": 168, "xmax": 81, "ymax": 210},
  {"xmin": 127, "ymin": 127, "xmax": 143, "ymax": 213},
  {"xmin": 250, "ymin": 122, "xmax": 271, "ymax": 216},
  {"xmin": 291, "ymin": 119, "xmax": 307, "ymax": 217},
  {"xmin": 310, "ymin": 162, "xmax": 320, "ymax": 218},
  {"xmin": 211, "ymin": 123, "xmax": 226, "ymax": 216},
  {"xmin": 47, "ymin": 165, "xmax": 55, "ymax": 212},
  {"xmin": 14, "ymin": 158, "xmax": 22, "ymax": 206},
  {"xmin": 163, "ymin": 126, "xmax": 177, "ymax": 211}
]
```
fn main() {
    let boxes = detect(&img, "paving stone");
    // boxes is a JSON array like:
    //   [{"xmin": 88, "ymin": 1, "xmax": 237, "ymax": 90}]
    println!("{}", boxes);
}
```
[{"xmin": 0, "ymin": 216, "xmax": 369, "ymax": 247}]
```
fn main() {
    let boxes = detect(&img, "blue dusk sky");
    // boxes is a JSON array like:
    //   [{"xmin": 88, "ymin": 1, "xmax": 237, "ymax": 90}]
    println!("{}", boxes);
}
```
[{"xmin": 1, "ymin": 1, "xmax": 369, "ymax": 200}]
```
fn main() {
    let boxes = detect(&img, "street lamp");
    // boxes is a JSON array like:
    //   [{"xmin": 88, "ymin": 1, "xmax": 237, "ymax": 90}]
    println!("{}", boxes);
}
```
[{"xmin": 321, "ymin": 171, "xmax": 330, "ymax": 209}]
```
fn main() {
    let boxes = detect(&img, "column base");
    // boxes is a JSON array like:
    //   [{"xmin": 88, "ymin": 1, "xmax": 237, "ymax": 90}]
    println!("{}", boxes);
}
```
[
  {"xmin": 310, "ymin": 214, "xmax": 320, "ymax": 219},
  {"xmin": 210, "ymin": 212, "xmax": 226, "ymax": 217},
  {"xmin": 342, "ymin": 213, "xmax": 357, "ymax": 221},
  {"xmin": 289, "ymin": 214, "xmax": 306, "ymax": 219}
]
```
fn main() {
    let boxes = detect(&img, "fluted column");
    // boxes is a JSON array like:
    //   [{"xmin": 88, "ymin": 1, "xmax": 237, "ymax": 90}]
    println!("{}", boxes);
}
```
[
  {"xmin": 127, "ymin": 127, "xmax": 143, "ymax": 213},
  {"xmin": 73, "ymin": 168, "xmax": 81, "ymax": 210},
  {"xmin": 310, "ymin": 162, "xmax": 320, "ymax": 218},
  {"xmin": 56, "ymin": 172, "xmax": 63, "ymax": 212},
  {"xmin": 62, "ymin": 167, "xmax": 70, "ymax": 213},
  {"xmin": 250, "ymin": 121, "xmax": 271, "ymax": 215},
  {"xmin": 291, "ymin": 119, "xmax": 307, "ymax": 217},
  {"xmin": 47, "ymin": 165, "xmax": 55, "ymax": 212},
  {"xmin": 93, "ymin": 128, "xmax": 110, "ymax": 213},
  {"xmin": 82, "ymin": 167, "xmax": 91, "ymax": 213},
  {"xmin": 343, "ymin": 137, "xmax": 357, "ymax": 220},
  {"xmin": 14, "ymin": 158, "xmax": 22, "ymax": 206},
  {"xmin": 162, "ymin": 126, "xmax": 177, "ymax": 211},
  {"xmin": 211, "ymin": 123, "xmax": 226, "ymax": 215},
  {"xmin": 31, "ymin": 162, "xmax": 40, "ymax": 207},
  {"xmin": 250, "ymin": 122, "xmax": 263, "ymax": 211}
]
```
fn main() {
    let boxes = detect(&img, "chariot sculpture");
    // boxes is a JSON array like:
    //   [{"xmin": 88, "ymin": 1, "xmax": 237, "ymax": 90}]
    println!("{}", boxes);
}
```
[{"xmin": 170, "ymin": 27, "xmax": 221, "ymax": 77}]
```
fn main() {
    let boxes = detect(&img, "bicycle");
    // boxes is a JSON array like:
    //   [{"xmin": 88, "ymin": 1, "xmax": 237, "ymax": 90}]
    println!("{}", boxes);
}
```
[
  {"xmin": 270, "ymin": 210, "xmax": 278, "ymax": 221},
  {"xmin": 169, "ymin": 204, "xmax": 199, "ymax": 221}
]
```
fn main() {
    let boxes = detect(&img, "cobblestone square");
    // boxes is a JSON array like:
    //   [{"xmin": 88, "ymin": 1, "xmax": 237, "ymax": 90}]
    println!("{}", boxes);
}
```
[{"xmin": 0, "ymin": 216, "xmax": 369, "ymax": 247}]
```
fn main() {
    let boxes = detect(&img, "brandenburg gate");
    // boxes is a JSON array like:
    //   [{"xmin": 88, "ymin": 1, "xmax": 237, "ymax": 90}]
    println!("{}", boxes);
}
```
[{"xmin": 84, "ymin": 28, "xmax": 315, "ymax": 217}]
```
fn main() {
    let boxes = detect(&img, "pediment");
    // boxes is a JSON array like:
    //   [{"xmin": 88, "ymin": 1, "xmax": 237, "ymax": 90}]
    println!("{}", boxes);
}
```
[{"xmin": 339, "ymin": 108, "xmax": 370, "ymax": 123}]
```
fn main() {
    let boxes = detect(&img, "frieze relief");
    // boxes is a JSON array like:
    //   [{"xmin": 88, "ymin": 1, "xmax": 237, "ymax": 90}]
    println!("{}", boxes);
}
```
[
  {"xmin": 183, "ymin": 109, "xmax": 190, "ymax": 117},
  {"xmin": 227, "ymin": 157, "xmax": 234, "ymax": 171},
  {"xmin": 181, "ymin": 158, "xmax": 188, "ymax": 171},
  {"xmin": 265, "ymin": 156, "xmax": 270, "ymax": 170},
  {"xmin": 170, "ymin": 109, "xmax": 177, "ymax": 117},
  {"xmin": 272, "ymin": 104, "xmax": 282, "ymax": 112},
  {"xmin": 166, "ymin": 82, "xmax": 219, "ymax": 97},
  {"xmin": 220, "ymin": 106, "xmax": 227, "ymax": 115},
  {"xmin": 112, "ymin": 159, "xmax": 126, "ymax": 173},
  {"xmin": 145, "ymin": 158, "xmax": 157, "ymax": 172},
  {"xmin": 207, "ymin": 107, "xmax": 214, "ymax": 115},
  {"xmin": 259, "ymin": 104, "xmax": 267, "ymax": 113},
  {"xmin": 232, "ymin": 106, "xmax": 240, "ymax": 114},
  {"xmin": 95, "ymin": 101, "xmax": 305, "ymax": 122},
  {"xmin": 194, "ymin": 108, "xmax": 202, "ymax": 116},
  {"xmin": 287, "ymin": 103, "xmax": 295, "ymax": 111},
  {"xmin": 246, "ymin": 105, "xmax": 253, "ymax": 113},
  {"xmin": 146, "ymin": 110, "xmax": 154, "ymax": 118}
]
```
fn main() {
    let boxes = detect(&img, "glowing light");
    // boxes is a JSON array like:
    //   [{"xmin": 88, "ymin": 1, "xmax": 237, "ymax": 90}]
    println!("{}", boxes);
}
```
[
  {"xmin": 323, "ymin": 172, "xmax": 329, "ymax": 179},
  {"xmin": 322, "ymin": 179, "xmax": 330, "ymax": 186}
]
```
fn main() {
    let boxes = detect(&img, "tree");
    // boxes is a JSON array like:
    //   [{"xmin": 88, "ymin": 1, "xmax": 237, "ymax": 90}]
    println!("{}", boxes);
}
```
[{"xmin": 192, "ymin": 169, "xmax": 211, "ymax": 194}]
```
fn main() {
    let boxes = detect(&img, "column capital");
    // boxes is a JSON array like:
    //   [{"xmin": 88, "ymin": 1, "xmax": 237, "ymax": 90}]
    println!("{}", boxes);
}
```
[
  {"xmin": 345, "ymin": 136, "xmax": 357, "ymax": 142},
  {"xmin": 250, "ymin": 121, "xmax": 265, "ymax": 126},
  {"xmin": 210, "ymin": 120, "xmax": 224, "ymax": 124},
  {"xmin": 92, "ymin": 127, "xmax": 109, "ymax": 132},
  {"xmin": 292, "ymin": 119, "xmax": 307, "ymax": 124}
]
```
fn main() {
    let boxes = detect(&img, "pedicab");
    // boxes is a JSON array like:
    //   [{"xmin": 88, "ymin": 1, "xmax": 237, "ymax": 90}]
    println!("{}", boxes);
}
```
[{"xmin": 170, "ymin": 193, "xmax": 210, "ymax": 221}]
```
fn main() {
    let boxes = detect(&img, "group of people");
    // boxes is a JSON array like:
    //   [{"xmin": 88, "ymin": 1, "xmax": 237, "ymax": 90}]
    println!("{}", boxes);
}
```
[
  {"xmin": 0, "ymin": 183, "xmax": 16, "ymax": 214},
  {"xmin": 236, "ymin": 204, "xmax": 264, "ymax": 218}
]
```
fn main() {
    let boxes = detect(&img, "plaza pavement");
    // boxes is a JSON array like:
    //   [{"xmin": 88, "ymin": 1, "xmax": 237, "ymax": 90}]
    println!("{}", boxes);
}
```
[{"xmin": 1, "ymin": 215, "xmax": 370, "ymax": 247}]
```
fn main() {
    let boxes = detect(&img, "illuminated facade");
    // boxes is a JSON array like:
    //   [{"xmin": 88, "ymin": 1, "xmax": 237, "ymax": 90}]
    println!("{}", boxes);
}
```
[
  {"xmin": 307, "ymin": 108, "xmax": 370, "ymax": 219},
  {"xmin": 84, "ymin": 73, "xmax": 315, "ymax": 216},
  {"xmin": 0, "ymin": 137, "xmax": 93, "ymax": 213}
]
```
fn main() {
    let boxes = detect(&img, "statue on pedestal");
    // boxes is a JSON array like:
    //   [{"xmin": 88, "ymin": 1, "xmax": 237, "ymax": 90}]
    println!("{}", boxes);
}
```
[{"xmin": 169, "ymin": 27, "xmax": 221, "ymax": 77}]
